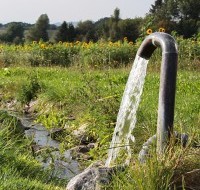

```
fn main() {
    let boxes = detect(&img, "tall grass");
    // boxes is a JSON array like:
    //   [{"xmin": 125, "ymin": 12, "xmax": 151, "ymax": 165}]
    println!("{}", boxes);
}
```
[
  {"xmin": 105, "ymin": 142, "xmax": 200, "ymax": 190},
  {"xmin": 0, "ymin": 111, "xmax": 67, "ymax": 190}
]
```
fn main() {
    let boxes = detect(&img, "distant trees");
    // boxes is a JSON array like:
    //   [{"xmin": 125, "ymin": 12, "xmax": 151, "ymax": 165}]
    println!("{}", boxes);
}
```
[
  {"xmin": 0, "ymin": 22, "xmax": 24, "ymax": 44},
  {"xmin": 68, "ymin": 23, "xmax": 76, "ymax": 42},
  {"xmin": 0, "ymin": 9, "xmax": 145, "ymax": 44},
  {"xmin": 119, "ymin": 18, "xmax": 143, "ymax": 42},
  {"xmin": 55, "ymin": 21, "xmax": 68, "ymax": 42},
  {"xmin": 76, "ymin": 20, "xmax": 95, "ymax": 42},
  {"xmin": 54, "ymin": 21, "xmax": 75, "ymax": 42},
  {"xmin": 93, "ymin": 17, "xmax": 110, "ymax": 40},
  {"xmin": 92, "ymin": 8, "xmax": 142, "ymax": 42},
  {"xmin": 1, "ymin": 4, "xmax": 199, "ymax": 45},
  {"xmin": 26, "ymin": 14, "xmax": 50, "ymax": 42},
  {"xmin": 74, "ymin": 8, "xmax": 144, "ymax": 42},
  {"xmin": 171, "ymin": 0, "xmax": 200, "ymax": 37},
  {"xmin": 149, "ymin": 0, "xmax": 162, "ymax": 14},
  {"xmin": 109, "ymin": 8, "xmax": 121, "ymax": 41},
  {"xmin": 148, "ymin": 0, "xmax": 200, "ymax": 37}
]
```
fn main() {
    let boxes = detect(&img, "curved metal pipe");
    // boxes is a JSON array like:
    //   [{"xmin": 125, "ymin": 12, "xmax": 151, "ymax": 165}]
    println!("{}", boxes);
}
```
[{"xmin": 137, "ymin": 32, "xmax": 178, "ymax": 154}]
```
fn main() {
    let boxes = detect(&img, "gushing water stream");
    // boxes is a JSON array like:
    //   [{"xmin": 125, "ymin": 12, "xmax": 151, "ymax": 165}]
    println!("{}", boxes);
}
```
[{"xmin": 105, "ymin": 55, "xmax": 149, "ymax": 167}]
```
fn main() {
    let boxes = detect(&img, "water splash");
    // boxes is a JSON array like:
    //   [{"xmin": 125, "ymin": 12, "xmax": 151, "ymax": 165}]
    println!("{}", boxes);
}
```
[{"xmin": 105, "ymin": 55, "xmax": 149, "ymax": 167}]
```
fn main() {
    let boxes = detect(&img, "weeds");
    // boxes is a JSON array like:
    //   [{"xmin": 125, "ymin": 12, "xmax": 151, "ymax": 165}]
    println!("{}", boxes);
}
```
[
  {"xmin": 105, "ymin": 136, "xmax": 200, "ymax": 190},
  {"xmin": 17, "ymin": 71, "xmax": 41, "ymax": 105},
  {"xmin": 0, "ymin": 111, "xmax": 66, "ymax": 189}
]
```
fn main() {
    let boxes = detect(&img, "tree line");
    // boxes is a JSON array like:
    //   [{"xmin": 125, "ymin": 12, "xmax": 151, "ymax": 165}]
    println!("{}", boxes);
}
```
[{"xmin": 0, "ymin": 0, "xmax": 199, "ymax": 44}]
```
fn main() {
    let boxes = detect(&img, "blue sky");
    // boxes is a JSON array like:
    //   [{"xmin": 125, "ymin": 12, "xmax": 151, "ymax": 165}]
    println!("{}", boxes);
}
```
[{"xmin": 0, "ymin": 0, "xmax": 155, "ymax": 24}]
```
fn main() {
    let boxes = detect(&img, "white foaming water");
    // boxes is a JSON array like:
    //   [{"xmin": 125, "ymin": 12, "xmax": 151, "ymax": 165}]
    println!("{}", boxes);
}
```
[{"xmin": 105, "ymin": 55, "xmax": 149, "ymax": 167}]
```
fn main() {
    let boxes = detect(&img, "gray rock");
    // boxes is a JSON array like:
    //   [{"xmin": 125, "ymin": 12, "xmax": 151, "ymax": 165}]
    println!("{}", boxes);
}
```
[
  {"xmin": 66, "ymin": 162, "xmax": 123, "ymax": 190},
  {"xmin": 66, "ymin": 165, "xmax": 100, "ymax": 190}
]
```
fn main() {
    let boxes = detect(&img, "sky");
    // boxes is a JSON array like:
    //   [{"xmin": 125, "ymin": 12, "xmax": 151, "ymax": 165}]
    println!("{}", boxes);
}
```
[{"xmin": 0, "ymin": 0, "xmax": 155, "ymax": 24}]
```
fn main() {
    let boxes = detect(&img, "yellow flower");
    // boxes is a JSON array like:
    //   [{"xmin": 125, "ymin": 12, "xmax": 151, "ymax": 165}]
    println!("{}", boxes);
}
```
[
  {"xmin": 124, "ymin": 37, "xmax": 128, "ymax": 41},
  {"xmin": 82, "ymin": 42, "xmax": 88, "ymax": 48},
  {"xmin": 40, "ymin": 44, "xmax": 45, "ymax": 49},
  {"xmin": 32, "ymin": 41, "xmax": 37, "ymax": 45},
  {"xmin": 108, "ymin": 41, "xmax": 113, "ymax": 46},
  {"xmin": 129, "ymin": 41, "xmax": 133, "ymax": 45},
  {"xmin": 159, "ymin": 28, "xmax": 165, "ymax": 32},
  {"xmin": 75, "ymin": 41, "xmax": 80, "ymax": 44},
  {"xmin": 65, "ymin": 42, "xmax": 69, "ymax": 47},
  {"xmin": 146, "ymin": 29, "xmax": 153, "ymax": 35}
]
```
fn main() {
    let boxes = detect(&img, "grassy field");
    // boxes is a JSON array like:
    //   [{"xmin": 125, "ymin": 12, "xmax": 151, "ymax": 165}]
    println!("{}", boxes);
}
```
[
  {"xmin": 0, "ymin": 64, "xmax": 199, "ymax": 189},
  {"xmin": 0, "ymin": 35, "xmax": 199, "ymax": 189}
]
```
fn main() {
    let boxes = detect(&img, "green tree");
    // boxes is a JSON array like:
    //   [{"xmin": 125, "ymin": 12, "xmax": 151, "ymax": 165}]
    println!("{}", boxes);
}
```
[
  {"xmin": 54, "ymin": 22, "xmax": 75, "ymax": 42},
  {"xmin": 147, "ymin": 0, "xmax": 174, "ymax": 32},
  {"xmin": 0, "ymin": 22, "xmax": 24, "ymax": 44},
  {"xmin": 119, "ymin": 18, "xmax": 143, "ymax": 42},
  {"xmin": 113, "ymin": 7, "xmax": 120, "ymax": 22},
  {"xmin": 149, "ymin": 0, "xmax": 163, "ymax": 13},
  {"xmin": 109, "ymin": 8, "xmax": 121, "ymax": 41},
  {"xmin": 172, "ymin": 0, "xmax": 200, "ymax": 37},
  {"xmin": 147, "ymin": 0, "xmax": 200, "ymax": 37},
  {"xmin": 68, "ymin": 23, "xmax": 76, "ymax": 42},
  {"xmin": 94, "ymin": 17, "xmax": 110, "ymax": 40},
  {"xmin": 76, "ymin": 20, "xmax": 95, "ymax": 42},
  {"xmin": 26, "ymin": 14, "xmax": 49, "ymax": 42},
  {"xmin": 55, "ymin": 21, "xmax": 68, "ymax": 42}
]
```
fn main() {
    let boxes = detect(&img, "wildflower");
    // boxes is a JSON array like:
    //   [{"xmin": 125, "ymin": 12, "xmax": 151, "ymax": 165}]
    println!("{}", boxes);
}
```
[
  {"xmin": 75, "ymin": 41, "xmax": 80, "ymax": 45},
  {"xmin": 124, "ymin": 37, "xmax": 128, "ymax": 42},
  {"xmin": 65, "ymin": 43, "xmax": 69, "ymax": 47},
  {"xmin": 32, "ymin": 41, "xmax": 37, "ymax": 45},
  {"xmin": 159, "ymin": 28, "xmax": 165, "ymax": 32},
  {"xmin": 115, "ymin": 41, "xmax": 121, "ymax": 47},
  {"xmin": 81, "ymin": 43, "xmax": 86, "ymax": 48},
  {"xmin": 129, "ymin": 41, "xmax": 133, "ymax": 45},
  {"xmin": 146, "ymin": 29, "xmax": 153, "ymax": 35},
  {"xmin": 108, "ymin": 41, "xmax": 113, "ymax": 46},
  {"xmin": 40, "ymin": 44, "xmax": 45, "ymax": 49}
]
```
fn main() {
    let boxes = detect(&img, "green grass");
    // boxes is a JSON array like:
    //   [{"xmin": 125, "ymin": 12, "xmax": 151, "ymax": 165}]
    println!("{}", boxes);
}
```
[
  {"xmin": 0, "ymin": 62, "xmax": 199, "ymax": 189},
  {"xmin": 0, "ymin": 111, "xmax": 67, "ymax": 190}
]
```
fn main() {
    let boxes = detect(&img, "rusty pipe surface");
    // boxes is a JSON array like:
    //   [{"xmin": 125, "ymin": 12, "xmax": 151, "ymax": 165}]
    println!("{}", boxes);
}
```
[{"xmin": 137, "ymin": 32, "xmax": 178, "ymax": 154}]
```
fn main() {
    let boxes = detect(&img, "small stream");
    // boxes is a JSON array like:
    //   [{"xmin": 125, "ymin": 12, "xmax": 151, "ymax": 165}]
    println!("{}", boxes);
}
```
[{"xmin": 12, "ymin": 113, "xmax": 81, "ymax": 179}]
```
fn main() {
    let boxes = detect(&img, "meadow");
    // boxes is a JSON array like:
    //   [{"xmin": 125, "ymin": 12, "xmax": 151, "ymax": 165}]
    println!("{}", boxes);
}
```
[{"xmin": 0, "ymin": 34, "xmax": 199, "ymax": 189}]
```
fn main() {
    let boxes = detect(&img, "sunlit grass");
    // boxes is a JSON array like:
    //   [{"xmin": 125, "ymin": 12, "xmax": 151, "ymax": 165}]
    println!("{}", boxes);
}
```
[
  {"xmin": 0, "ymin": 111, "xmax": 67, "ymax": 189},
  {"xmin": 0, "ymin": 53, "xmax": 199, "ymax": 189}
]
